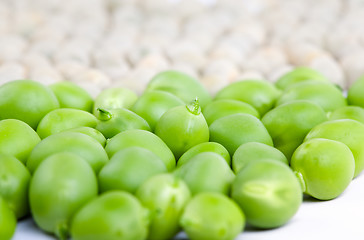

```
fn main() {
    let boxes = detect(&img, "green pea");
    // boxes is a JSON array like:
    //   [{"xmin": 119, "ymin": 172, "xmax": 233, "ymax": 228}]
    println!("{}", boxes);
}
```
[
  {"xmin": 27, "ymin": 132, "xmax": 108, "ymax": 174},
  {"xmin": 62, "ymin": 127, "xmax": 106, "ymax": 147},
  {"xmin": 275, "ymin": 67, "xmax": 329, "ymax": 90},
  {"xmin": 305, "ymin": 119, "xmax": 364, "ymax": 177},
  {"xmin": 71, "ymin": 191, "xmax": 149, "ymax": 240},
  {"xmin": 105, "ymin": 129, "xmax": 175, "ymax": 171},
  {"xmin": 261, "ymin": 100, "xmax": 327, "ymax": 160},
  {"xmin": 347, "ymin": 75, "xmax": 364, "ymax": 108},
  {"xmin": 202, "ymin": 99, "xmax": 260, "ymax": 125},
  {"xmin": 132, "ymin": 90, "xmax": 185, "ymax": 130},
  {"xmin": 136, "ymin": 173, "xmax": 191, "ymax": 240},
  {"xmin": 232, "ymin": 142, "xmax": 288, "ymax": 174},
  {"xmin": 214, "ymin": 79, "xmax": 281, "ymax": 116},
  {"xmin": 0, "ymin": 119, "xmax": 41, "ymax": 164},
  {"xmin": 0, "ymin": 79, "xmax": 59, "ymax": 129},
  {"xmin": 99, "ymin": 147, "xmax": 167, "ymax": 194},
  {"xmin": 0, "ymin": 197, "xmax": 16, "ymax": 240},
  {"xmin": 177, "ymin": 142, "xmax": 230, "ymax": 167},
  {"xmin": 276, "ymin": 81, "xmax": 347, "ymax": 112},
  {"xmin": 155, "ymin": 99, "xmax": 209, "ymax": 159},
  {"xmin": 174, "ymin": 152, "xmax": 234, "ymax": 195},
  {"xmin": 93, "ymin": 87, "xmax": 138, "ymax": 115},
  {"xmin": 329, "ymin": 106, "xmax": 364, "ymax": 124},
  {"xmin": 209, "ymin": 113, "xmax": 273, "ymax": 155},
  {"xmin": 29, "ymin": 152, "xmax": 98, "ymax": 239},
  {"xmin": 291, "ymin": 138, "xmax": 355, "ymax": 200},
  {"xmin": 180, "ymin": 192, "xmax": 245, "ymax": 240},
  {"xmin": 0, "ymin": 154, "xmax": 31, "ymax": 219},
  {"xmin": 95, "ymin": 108, "xmax": 150, "ymax": 139},
  {"xmin": 231, "ymin": 160, "xmax": 302, "ymax": 229},
  {"xmin": 36, "ymin": 108, "xmax": 97, "ymax": 139},
  {"xmin": 146, "ymin": 70, "xmax": 212, "ymax": 107},
  {"xmin": 50, "ymin": 81, "xmax": 93, "ymax": 112}
]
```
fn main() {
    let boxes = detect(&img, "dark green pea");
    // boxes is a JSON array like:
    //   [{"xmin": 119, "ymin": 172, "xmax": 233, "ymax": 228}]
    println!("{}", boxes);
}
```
[
  {"xmin": 62, "ymin": 127, "xmax": 106, "ymax": 147},
  {"xmin": 0, "ymin": 197, "xmax": 16, "ymax": 240},
  {"xmin": 98, "ymin": 147, "xmax": 167, "ymax": 194},
  {"xmin": 50, "ymin": 81, "xmax": 93, "ymax": 112},
  {"xmin": 136, "ymin": 173, "xmax": 191, "ymax": 240},
  {"xmin": 329, "ymin": 106, "xmax": 364, "ymax": 124},
  {"xmin": 202, "ymin": 99, "xmax": 260, "ymax": 125}
]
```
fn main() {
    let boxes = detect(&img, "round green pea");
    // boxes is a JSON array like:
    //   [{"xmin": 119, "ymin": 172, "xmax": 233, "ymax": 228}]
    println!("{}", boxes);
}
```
[
  {"xmin": 209, "ymin": 113, "xmax": 273, "ymax": 155},
  {"xmin": 155, "ymin": 99, "xmax": 209, "ymax": 159},
  {"xmin": 214, "ymin": 79, "xmax": 281, "ymax": 115},
  {"xmin": 136, "ymin": 173, "xmax": 191, "ymax": 240},
  {"xmin": 62, "ymin": 127, "xmax": 106, "ymax": 147},
  {"xmin": 0, "ymin": 79, "xmax": 59, "ymax": 129},
  {"xmin": 347, "ymin": 75, "xmax": 364, "ymax": 108},
  {"xmin": 231, "ymin": 160, "xmax": 302, "ymax": 229},
  {"xmin": 71, "ymin": 191, "xmax": 149, "ymax": 240},
  {"xmin": 232, "ymin": 142, "xmax": 288, "ymax": 174},
  {"xmin": 29, "ymin": 152, "xmax": 98, "ymax": 239},
  {"xmin": 105, "ymin": 129, "xmax": 175, "ymax": 171},
  {"xmin": 0, "ymin": 154, "xmax": 31, "ymax": 219},
  {"xmin": 50, "ymin": 81, "xmax": 93, "ymax": 112},
  {"xmin": 0, "ymin": 119, "xmax": 41, "ymax": 164},
  {"xmin": 98, "ymin": 147, "xmax": 167, "ymax": 194},
  {"xmin": 180, "ymin": 192, "xmax": 245, "ymax": 240},
  {"xmin": 0, "ymin": 197, "xmax": 16, "ymax": 240},
  {"xmin": 329, "ymin": 106, "xmax": 364, "ymax": 124},
  {"xmin": 36, "ymin": 108, "xmax": 97, "ymax": 139},
  {"xmin": 291, "ymin": 138, "xmax": 355, "ymax": 200}
]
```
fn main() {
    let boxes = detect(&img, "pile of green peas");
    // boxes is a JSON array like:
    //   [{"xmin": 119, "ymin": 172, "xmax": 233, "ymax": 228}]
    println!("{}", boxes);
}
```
[{"xmin": 1, "ymin": 67, "xmax": 364, "ymax": 240}]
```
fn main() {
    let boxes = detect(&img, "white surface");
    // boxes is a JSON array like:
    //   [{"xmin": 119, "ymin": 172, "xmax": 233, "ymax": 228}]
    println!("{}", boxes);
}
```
[{"xmin": 14, "ymin": 173, "xmax": 364, "ymax": 240}]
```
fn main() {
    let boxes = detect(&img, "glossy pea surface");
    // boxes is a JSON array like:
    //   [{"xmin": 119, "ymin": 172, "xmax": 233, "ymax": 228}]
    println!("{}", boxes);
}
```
[
  {"xmin": 62, "ymin": 127, "xmax": 106, "ymax": 147},
  {"xmin": 0, "ymin": 197, "xmax": 16, "ymax": 240},
  {"xmin": 347, "ymin": 75, "xmax": 364, "ymax": 108},
  {"xmin": 329, "ymin": 106, "xmax": 364, "ymax": 124}
]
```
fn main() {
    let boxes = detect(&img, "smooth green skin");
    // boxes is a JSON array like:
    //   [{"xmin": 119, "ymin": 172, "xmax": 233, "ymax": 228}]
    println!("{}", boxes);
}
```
[
  {"xmin": 36, "ymin": 108, "xmax": 98, "ymax": 139},
  {"xmin": 276, "ymin": 81, "xmax": 347, "ymax": 112},
  {"xmin": 275, "ymin": 67, "xmax": 329, "ymax": 90},
  {"xmin": 174, "ymin": 152, "xmax": 235, "ymax": 196},
  {"xmin": 0, "ymin": 154, "xmax": 31, "ymax": 219},
  {"xmin": 62, "ymin": 127, "xmax": 106, "ymax": 147},
  {"xmin": 0, "ymin": 119, "xmax": 41, "ymax": 164},
  {"xmin": 27, "ymin": 132, "xmax": 108, "ymax": 174},
  {"xmin": 71, "ymin": 191, "xmax": 149, "ymax": 240},
  {"xmin": 180, "ymin": 192, "xmax": 245, "ymax": 240},
  {"xmin": 136, "ymin": 174, "xmax": 191, "ymax": 240},
  {"xmin": 202, "ymin": 99, "xmax": 260, "ymax": 125},
  {"xmin": 93, "ymin": 87, "xmax": 138, "ymax": 115},
  {"xmin": 29, "ymin": 153, "xmax": 98, "ymax": 239},
  {"xmin": 155, "ymin": 101, "xmax": 209, "ymax": 159},
  {"xmin": 177, "ymin": 142, "xmax": 230, "ymax": 167},
  {"xmin": 0, "ymin": 79, "xmax": 59, "ymax": 129},
  {"xmin": 96, "ymin": 108, "xmax": 150, "ymax": 139},
  {"xmin": 105, "ymin": 130, "xmax": 175, "ymax": 171},
  {"xmin": 99, "ymin": 147, "xmax": 167, "ymax": 194},
  {"xmin": 132, "ymin": 90, "xmax": 185, "ymax": 130},
  {"xmin": 232, "ymin": 142, "xmax": 288, "ymax": 174},
  {"xmin": 347, "ymin": 75, "xmax": 364, "ymax": 108},
  {"xmin": 329, "ymin": 106, "xmax": 364, "ymax": 124},
  {"xmin": 291, "ymin": 138, "xmax": 355, "ymax": 200},
  {"xmin": 261, "ymin": 100, "xmax": 327, "ymax": 160},
  {"xmin": 50, "ymin": 81, "xmax": 93, "ymax": 112},
  {"xmin": 0, "ymin": 197, "xmax": 16, "ymax": 240},
  {"xmin": 214, "ymin": 79, "xmax": 281, "ymax": 116},
  {"xmin": 146, "ymin": 70, "xmax": 212, "ymax": 107},
  {"xmin": 305, "ymin": 119, "xmax": 364, "ymax": 178},
  {"xmin": 209, "ymin": 113, "xmax": 273, "ymax": 155},
  {"xmin": 231, "ymin": 160, "xmax": 302, "ymax": 229}
]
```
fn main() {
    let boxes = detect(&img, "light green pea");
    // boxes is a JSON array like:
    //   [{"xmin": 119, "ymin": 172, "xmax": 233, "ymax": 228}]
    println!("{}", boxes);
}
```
[
  {"xmin": 62, "ymin": 127, "xmax": 106, "ymax": 147},
  {"xmin": 328, "ymin": 106, "xmax": 364, "ymax": 124},
  {"xmin": 0, "ymin": 197, "xmax": 16, "ymax": 240}
]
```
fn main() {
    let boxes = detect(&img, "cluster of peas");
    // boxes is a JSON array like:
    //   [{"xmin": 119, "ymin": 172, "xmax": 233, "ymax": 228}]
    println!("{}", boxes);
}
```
[{"xmin": 1, "ymin": 68, "xmax": 364, "ymax": 240}]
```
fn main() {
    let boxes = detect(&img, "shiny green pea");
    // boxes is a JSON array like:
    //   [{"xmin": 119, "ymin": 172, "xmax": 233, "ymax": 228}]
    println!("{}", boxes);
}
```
[
  {"xmin": 0, "ymin": 154, "xmax": 31, "ymax": 219},
  {"xmin": 62, "ymin": 127, "xmax": 106, "ymax": 147},
  {"xmin": 346, "ymin": 75, "xmax": 364, "ymax": 108},
  {"xmin": 29, "ymin": 152, "xmax": 98, "ymax": 239},
  {"xmin": 136, "ymin": 173, "xmax": 191, "ymax": 240},
  {"xmin": 0, "ymin": 197, "xmax": 16, "ymax": 240},
  {"xmin": 50, "ymin": 81, "xmax": 93, "ymax": 112},
  {"xmin": 231, "ymin": 160, "xmax": 302, "ymax": 229},
  {"xmin": 0, "ymin": 119, "xmax": 40, "ymax": 164},
  {"xmin": 105, "ymin": 129, "xmax": 175, "ymax": 171},
  {"xmin": 36, "ymin": 108, "xmax": 97, "ymax": 139},
  {"xmin": 329, "ymin": 106, "xmax": 364, "ymax": 124},
  {"xmin": 180, "ymin": 192, "xmax": 245, "ymax": 240},
  {"xmin": 71, "ymin": 191, "xmax": 149, "ymax": 240},
  {"xmin": 98, "ymin": 147, "xmax": 167, "ymax": 194},
  {"xmin": 0, "ymin": 80, "xmax": 59, "ymax": 129}
]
